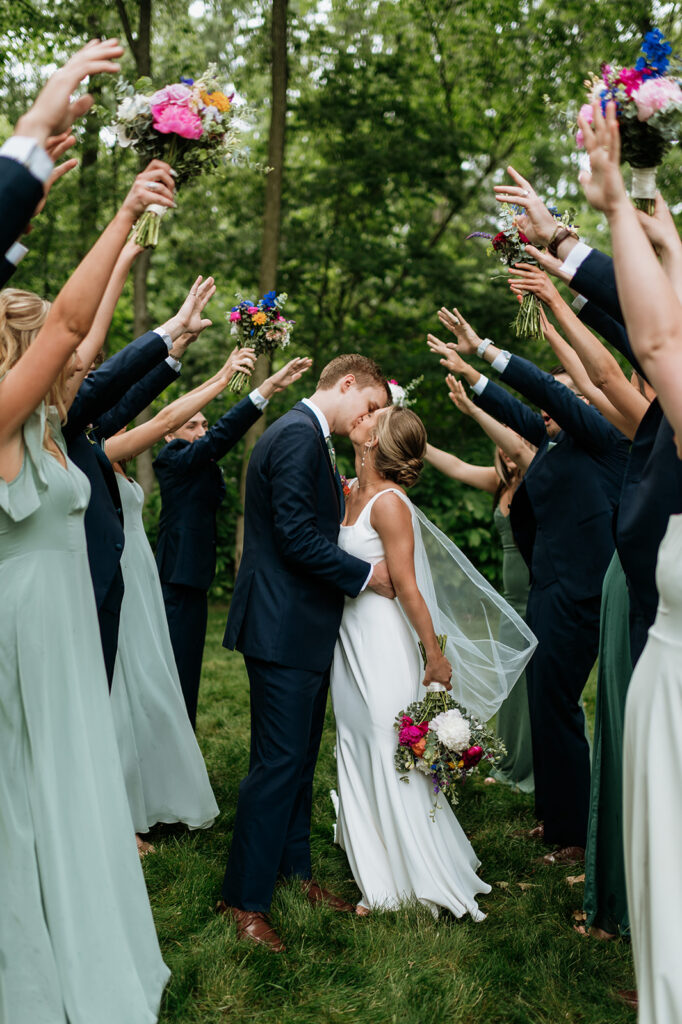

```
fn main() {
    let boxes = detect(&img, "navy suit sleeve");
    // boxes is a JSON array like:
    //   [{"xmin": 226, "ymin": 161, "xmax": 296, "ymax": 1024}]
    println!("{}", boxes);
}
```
[
  {"xmin": 0, "ymin": 255, "xmax": 16, "ymax": 288},
  {"xmin": 571, "ymin": 248, "xmax": 623, "ymax": 325},
  {"xmin": 500, "ymin": 354, "xmax": 624, "ymax": 454},
  {"xmin": 156, "ymin": 396, "xmax": 262, "ymax": 471},
  {"xmin": 0, "ymin": 157, "xmax": 42, "ymax": 255},
  {"xmin": 269, "ymin": 420, "xmax": 370, "ymax": 596},
  {"xmin": 93, "ymin": 360, "xmax": 179, "ymax": 440},
  {"xmin": 64, "ymin": 331, "xmax": 168, "ymax": 439},
  {"xmin": 578, "ymin": 300, "xmax": 643, "ymax": 378},
  {"xmin": 473, "ymin": 378, "xmax": 547, "ymax": 448}
]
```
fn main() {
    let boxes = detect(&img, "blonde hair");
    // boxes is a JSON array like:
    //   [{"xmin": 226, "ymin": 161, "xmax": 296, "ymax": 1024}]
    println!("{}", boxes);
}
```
[
  {"xmin": 0, "ymin": 288, "xmax": 70, "ymax": 422},
  {"xmin": 374, "ymin": 406, "xmax": 426, "ymax": 488}
]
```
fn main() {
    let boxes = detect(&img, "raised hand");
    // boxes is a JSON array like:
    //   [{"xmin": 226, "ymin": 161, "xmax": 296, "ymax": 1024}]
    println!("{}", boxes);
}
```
[
  {"xmin": 121, "ymin": 160, "xmax": 176, "ymax": 221},
  {"xmin": 436, "ymin": 306, "xmax": 481, "ymax": 355},
  {"xmin": 26, "ymin": 133, "xmax": 79, "ymax": 227},
  {"xmin": 15, "ymin": 39, "xmax": 124, "ymax": 144},
  {"xmin": 446, "ymin": 375, "xmax": 476, "ymax": 415},
  {"xmin": 261, "ymin": 357, "xmax": 313, "ymax": 396},
  {"xmin": 175, "ymin": 275, "xmax": 216, "ymax": 335},
  {"xmin": 493, "ymin": 166, "xmax": 558, "ymax": 247},
  {"xmin": 578, "ymin": 101, "xmax": 628, "ymax": 215},
  {"xmin": 223, "ymin": 346, "xmax": 257, "ymax": 382},
  {"xmin": 508, "ymin": 263, "xmax": 560, "ymax": 306},
  {"xmin": 520, "ymin": 243, "xmax": 567, "ymax": 279},
  {"xmin": 636, "ymin": 191, "xmax": 682, "ymax": 254},
  {"xmin": 426, "ymin": 334, "xmax": 471, "ymax": 375}
]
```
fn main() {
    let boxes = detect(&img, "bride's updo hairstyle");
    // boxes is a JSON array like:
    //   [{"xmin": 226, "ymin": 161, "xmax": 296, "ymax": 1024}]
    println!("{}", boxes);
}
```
[
  {"xmin": 0, "ymin": 288, "xmax": 69, "ymax": 420},
  {"xmin": 374, "ymin": 406, "xmax": 427, "ymax": 489}
]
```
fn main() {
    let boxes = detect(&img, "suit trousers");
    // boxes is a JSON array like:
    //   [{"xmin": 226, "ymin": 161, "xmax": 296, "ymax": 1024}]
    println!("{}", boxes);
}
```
[
  {"xmin": 222, "ymin": 655, "xmax": 330, "ymax": 912},
  {"xmin": 161, "ymin": 582, "xmax": 208, "ymax": 729},
  {"xmin": 526, "ymin": 583, "xmax": 600, "ymax": 848},
  {"xmin": 98, "ymin": 567, "xmax": 125, "ymax": 691}
]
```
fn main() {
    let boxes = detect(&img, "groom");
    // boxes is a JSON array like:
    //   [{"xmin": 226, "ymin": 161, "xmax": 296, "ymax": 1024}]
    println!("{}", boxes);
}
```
[{"xmin": 219, "ymin": 354, "xmax": 393, "ymax": 951}]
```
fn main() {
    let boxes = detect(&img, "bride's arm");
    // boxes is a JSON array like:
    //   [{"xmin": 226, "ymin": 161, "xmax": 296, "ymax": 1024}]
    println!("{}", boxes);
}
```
[{"xmin": 371, "ymin": 492, "xmax": 452, "ymax": 690}]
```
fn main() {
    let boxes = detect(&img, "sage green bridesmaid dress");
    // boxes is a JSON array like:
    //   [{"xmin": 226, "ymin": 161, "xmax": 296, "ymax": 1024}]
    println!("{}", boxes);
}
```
[
  {"xmin": 0, "ymin": 406, "xmax": 169, "ymax": 1024},
  {"xmin": 583, "ymin": 550, "xmax": 632, "ymax": 935},
  {"xmin": 490, "ymin": 505, "xmax": 534, "ymax": 793}
]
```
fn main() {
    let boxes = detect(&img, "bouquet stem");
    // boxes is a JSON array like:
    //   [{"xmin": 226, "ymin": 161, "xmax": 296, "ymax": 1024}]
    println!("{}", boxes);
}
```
[
  {"xmin": 630, "ymin": 166, "xmax": 657, "ymax": 216},
  {"xmin": 227, "ymin": 370, "xmax": 249, "ymax": 393},
  {"xmin": 513, "ymin": 293, "xmax": 543, "ymax": 342},
  {"xmin": 131, "ymin": 203, "xmax": 169, "ymax": 249}
]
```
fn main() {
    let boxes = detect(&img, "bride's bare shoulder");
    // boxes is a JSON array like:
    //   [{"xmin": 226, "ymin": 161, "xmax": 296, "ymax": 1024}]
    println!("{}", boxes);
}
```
[{"xmin": 369, "ymin": 487, "xmax": 411, "ymax": 529}]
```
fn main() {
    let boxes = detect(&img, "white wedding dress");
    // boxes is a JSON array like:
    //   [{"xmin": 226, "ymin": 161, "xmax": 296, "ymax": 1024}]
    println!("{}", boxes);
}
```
[{"xmin": 330, "ymin": 487, "xmax": 536, "ymax": 918}]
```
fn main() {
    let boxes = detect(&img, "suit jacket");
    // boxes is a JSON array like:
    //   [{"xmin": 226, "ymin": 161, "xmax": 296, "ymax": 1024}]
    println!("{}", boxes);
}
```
[
  {"xmin": 475, "ymin": 355, "xmax": 628, "ymax": 601},
  {"xmin": 63, "ymin": 331, "xmax": 171, "ymax": 607},
  {"xmin": 154, "ymin": 396, "xmax": 263, "ymax": 591},
  {"xmin": 0, "ymin": 255, "xmax": 16, "ymax": 288},
  {"xmin": 223, "ymin": 401, "xmax": 371, "ymax": 671},
  {"xmin": 0, "ymin": 156, "xmax": 42, "ymax": 258}
]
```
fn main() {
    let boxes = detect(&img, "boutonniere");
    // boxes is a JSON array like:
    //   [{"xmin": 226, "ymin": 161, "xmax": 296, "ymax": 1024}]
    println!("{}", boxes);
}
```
[{"xmin": 340, "ymin": 474, "xmax": 352, "ymax": 498}]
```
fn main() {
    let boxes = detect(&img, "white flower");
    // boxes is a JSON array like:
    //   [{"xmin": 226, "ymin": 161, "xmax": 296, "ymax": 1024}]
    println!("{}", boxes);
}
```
[
  {"xmin": 388, "ymin": 380, "xmax": 406, "ymax": 407},
  {"xmin": 114, "ymin": 124, "xmax": 133, "ymax": 148},
  {"xmin": 429, "ymin": 709, "xmax": 471, "ymax": 752},
  {"xmin": 116, "ymin": 94, "xmax": 151, "ymax": 121}
]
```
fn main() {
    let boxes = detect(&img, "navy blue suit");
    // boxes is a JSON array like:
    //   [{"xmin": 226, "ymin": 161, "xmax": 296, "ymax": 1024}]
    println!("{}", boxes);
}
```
[
  {"xmin": 476, "ymin": 356, "xmax": 628, "ymax": 847},
  {"xmin": 153, "ymin": 395, "xmax": 262, "ymax": 727},
  {"xmin": 63, "ymin": 331, "xmax": 173, "ymax": 684},
  {"xmin": 0, "ymin": 155, "xmax": 42, "ymax": 262},
  {"xmin": 222, "ymin": 401, "xmax": 370, "ymax": 911},
  {"xmin": 572, "ymin": 250, "xmax": 682, "ymax": 664}
]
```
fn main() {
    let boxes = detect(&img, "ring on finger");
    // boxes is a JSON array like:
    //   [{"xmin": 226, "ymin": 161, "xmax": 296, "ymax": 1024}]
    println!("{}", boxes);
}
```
[{"xmin": 147, "ymin": 181, "xmax": 162, "ymax": 192}]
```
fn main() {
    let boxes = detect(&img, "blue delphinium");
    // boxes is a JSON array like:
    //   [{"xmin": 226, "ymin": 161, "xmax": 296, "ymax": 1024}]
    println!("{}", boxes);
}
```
[
  {"xmin": 180, "ymin": 76, "xmax": 195, "ymax": 85},
  {"xmin": 262, "ymin": 290, "xmax": 278, "ymax": 308},
  {"xmin": 635, "ymin": 28, "xmax": 672, "ymax": 77}
]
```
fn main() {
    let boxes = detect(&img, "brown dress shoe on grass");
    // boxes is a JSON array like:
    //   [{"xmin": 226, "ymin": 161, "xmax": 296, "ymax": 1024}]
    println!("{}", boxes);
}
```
[
  {"xmin": 215, "ymin": 902, "xmax": 286, "ymax": 953},
  {"xmin": 300, "ymin": 880, "xmax": 355, "ymax": 913},
  {"xmin": 614, "ymin": 989, "xmax": 638, "ymax": 1010},
  {"xmin": 542, "ymin": 846, "xmax": 585, "ymax": 866}
]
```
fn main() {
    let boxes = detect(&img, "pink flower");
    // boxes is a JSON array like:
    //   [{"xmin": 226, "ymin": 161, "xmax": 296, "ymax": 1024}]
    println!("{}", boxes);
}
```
[
  {"xmin": 618, "ymin": 67, "xmax": 645, "ymax": 98},
  {"xmin": 150, "ymin": 83, "xmax": 192, "ymax": 107},
  {"xmin": 461, "ymin": 745, "xmax": 484, "ymax": 769},
  {"xmin": 633, "ymin": 77, "xmax": 682, "ymax": 121},
  {"xmin": 229, "ymin": 311, "xmax": 241, "ymax": 321},
  {"xmin": 247, "ymin": 306, "xmax": 259, "ymax": 314},
  {"xmin": 152, "ymin": 103, "xmax": 203, "ymax": 139},
  {"xmin": 389, "ymin": 378, "xmax": 399, "ymax": 385},
  {"xmin": 575, "ymin": 103, "xmax": 594, "ymax": 149},
  {"xmin": 399, "ymin": 720, "xmax": 429, "ymax": 746}
]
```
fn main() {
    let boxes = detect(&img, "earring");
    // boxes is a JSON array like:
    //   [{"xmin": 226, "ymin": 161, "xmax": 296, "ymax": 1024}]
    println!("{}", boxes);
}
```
[{"xmin": 361, "ymin": 442, "xmax": 371, "ymax": 469}]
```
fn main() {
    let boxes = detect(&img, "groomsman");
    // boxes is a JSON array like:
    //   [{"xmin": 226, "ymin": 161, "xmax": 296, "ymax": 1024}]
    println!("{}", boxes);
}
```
[
  {"xmin": 431, "ymin": 311, "xmax": 628, "ymax": 862},
  {"xmin": 154, "ymin": 358, "xmax": 311, "ymax": 729}
]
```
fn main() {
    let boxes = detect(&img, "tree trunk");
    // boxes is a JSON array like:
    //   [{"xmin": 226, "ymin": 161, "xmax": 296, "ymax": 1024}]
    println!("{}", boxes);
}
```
[{"xmin": 234, "ymin": 0, "xmax": 289, "ymax": 568}]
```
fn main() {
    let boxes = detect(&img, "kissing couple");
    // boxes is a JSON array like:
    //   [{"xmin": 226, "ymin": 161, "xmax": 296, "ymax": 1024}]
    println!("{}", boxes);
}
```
[{"xmin": 218, "ymin": 354, "xmax": 535, "ymax": 950}]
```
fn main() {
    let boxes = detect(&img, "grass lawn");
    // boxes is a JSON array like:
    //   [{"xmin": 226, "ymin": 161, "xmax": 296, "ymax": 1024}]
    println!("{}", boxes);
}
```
[{"xmin": 146, "ymin": 605, "xmax": 635, "ymax": 1024}]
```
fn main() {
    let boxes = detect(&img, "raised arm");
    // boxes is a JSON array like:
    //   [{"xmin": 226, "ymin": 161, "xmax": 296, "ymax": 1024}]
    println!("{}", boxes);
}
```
[
  {"xmin": 425, "ymin": 444, "xmax": 499, "ymax": 495},
  {"xmin": 578, "ymin": 101, "xmax": 682, "ymax": 442},
  {"xmin": 446, "ymin": 375, "xmax": 535, "ymax": 472},
  {"xmin": 371, "ymin": 492, "xmax": 452, "ymax": 689}
]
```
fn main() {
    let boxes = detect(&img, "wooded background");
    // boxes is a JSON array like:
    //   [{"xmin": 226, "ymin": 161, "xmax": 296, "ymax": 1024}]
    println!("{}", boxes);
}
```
[{"xmin": 2, "ymin": 0, "xmax": 680, "ymax": 595}]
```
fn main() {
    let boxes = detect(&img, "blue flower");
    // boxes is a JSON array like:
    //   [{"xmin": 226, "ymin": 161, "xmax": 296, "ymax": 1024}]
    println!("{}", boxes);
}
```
[
  {"xmin": 638, "ymin": 28, "xmax": 672, "ymax": 75},
  {"xmin": 180, "ymin": 76, "xmax": 194, "ymax": 85},
  {"xmin": 262, "ymin": 289, "xmax": 278, "ymax": 308}
]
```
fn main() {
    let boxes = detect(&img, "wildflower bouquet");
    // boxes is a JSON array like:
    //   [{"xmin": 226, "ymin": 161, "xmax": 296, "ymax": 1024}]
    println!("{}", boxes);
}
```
[
  {"xmin": 112, "ymin": 65, "xmax": 251, "ymax": 246},
  {"xmin": 394, "ymin": 636, "xmax": 506, "ymax": 814},
  {"xmin": 467, "ymin": 208, "xmax": 543, "ymax": 342},
  {"xmin": 226, "ymin": 291, "xmax": 295, "ymax": 392},
  {"xmin": 577, "ymin": 29, "xmax": 682, "ymax": 213}
]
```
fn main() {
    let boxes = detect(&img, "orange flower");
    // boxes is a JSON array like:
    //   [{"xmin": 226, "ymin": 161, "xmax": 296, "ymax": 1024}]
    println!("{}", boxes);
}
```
[
  {"xmin": 411, "ymin": 737, "xmax": 427, "ymax": 758},
  {"xmin": 202, "ymin": 90, "xmax": 231, "ymax": 112},
  {"xmin": 252, "ymin": 311, "xmax": 267, "ymax": 326}
]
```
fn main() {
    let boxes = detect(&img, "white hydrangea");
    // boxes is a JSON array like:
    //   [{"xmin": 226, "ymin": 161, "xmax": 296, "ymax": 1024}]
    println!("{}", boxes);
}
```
[
  {"xmin": 429, "ymin": 708, "xmax": 471, "ymax": 753},
  {"xmin": 388, "ymin": 380, "xmax": 406, "ymax": 407}
]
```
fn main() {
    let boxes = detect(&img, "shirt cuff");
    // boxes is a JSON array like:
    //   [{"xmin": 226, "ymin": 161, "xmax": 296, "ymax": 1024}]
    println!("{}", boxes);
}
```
[
  {"xmin": 470, "ymin": 374, "xmax": 489, "ymax": 396},
  {"xmin": 5, "ymin": 241, "xmax": 28, "ymax": 266},
  {"xmin": 249, "ymin": 387, "xmax": 269, "ymax": 411},
  {"xmin": 153, "ymin": 327, "xmax": 173, "ymax": 352},
  {"xmin": 560, "ymin": 241, "xmax": 593, "ymax": 281},
  {"xmin": 490, "ymin": 350, "xmax": 512, "ymax": 373},
  {"xmin": 1, "ymin": 136, "xmax": 53, "ymax": 185},
  {"xmin": 359, "ymin": 564, "xmax": 374, "ymax": 592},
  {"xmin": 572, "ymin": 294, "xmax": 588, "ymax": 313},
  {"xmin": 165, "ymin": 355, "xmax": 181, "ymax": 373}
]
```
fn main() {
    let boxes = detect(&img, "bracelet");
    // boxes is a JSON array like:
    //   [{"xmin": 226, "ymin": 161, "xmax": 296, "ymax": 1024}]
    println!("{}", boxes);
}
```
[
  {"xmin": 476, "ymin": 338, "xmax": 494, "ymax": 358},
  {"xmin": 547, "ymin": 225, "xmax": 579, "ymax": 259}
]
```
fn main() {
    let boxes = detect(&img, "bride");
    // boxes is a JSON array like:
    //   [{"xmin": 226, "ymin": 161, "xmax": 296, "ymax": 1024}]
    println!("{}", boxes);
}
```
[{"xmin": 330, "ymin": 403, "xmax": 536, "ymax": 918}]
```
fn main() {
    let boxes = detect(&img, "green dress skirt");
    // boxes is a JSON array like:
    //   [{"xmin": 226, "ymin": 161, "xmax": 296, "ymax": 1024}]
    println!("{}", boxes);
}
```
[
  {"xmin": 491, "ymin": 505, "xmax": 534, "ymax": 793},
  {"xmin": 583, "ymin": 550, "xmax": 632, "ymax": 935}
]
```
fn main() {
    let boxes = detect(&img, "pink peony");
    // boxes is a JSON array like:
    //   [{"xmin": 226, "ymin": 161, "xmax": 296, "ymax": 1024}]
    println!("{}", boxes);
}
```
[
  {"xmin": 575, "ymin": 103, "xmax": 594, "ymax": 149},
  {"xmin": 229, "ymin": 311, "xmax": 241, "ymax": 321},
  {"xmin": 633, "ymin": 77, "xmax": 682, "ymax": 121},
  {"xmin": 619, "ymin": 67, "xmax": 645, "ymax": 98},
  {"xmin": 152, "ymin": 103, "xmax": 203, "ymax": 139},
  {"xmin": 247, "ymin": 306, "xmax": 259, "ymax": 314},
  {"xmin": 150, "ymin": 83, "xmax": 192, "ymax": 107},
  {"xmin": 399, "ymin": 720, "xmax": 429, "ymax": 746},
  {"xmin": 461, "ymin": 745, "xmax": 484, "ymax": 769}
]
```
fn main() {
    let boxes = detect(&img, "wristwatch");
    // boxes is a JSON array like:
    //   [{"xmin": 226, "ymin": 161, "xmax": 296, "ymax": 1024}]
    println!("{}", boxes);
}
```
[
  {"xmin": 547, "ymin": 225, "xmax": 579, "ymax": 258},
  {"xmin": 476, "ymin": 338, "xmax": 494, "ymax": 358}
]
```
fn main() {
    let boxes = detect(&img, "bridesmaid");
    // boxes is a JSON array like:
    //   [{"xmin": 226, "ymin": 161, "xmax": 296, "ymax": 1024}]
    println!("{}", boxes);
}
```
[
  {"xmin": 424, "ymin": 354, "xmax": 535, "ymax": 793},
  {"xmin": 102, "ymin": 351, "xmax": 311, "ymax": 841},
  {"xmin": 0, "ymin": 162, "xmax": 175, "ymax": 1023}
]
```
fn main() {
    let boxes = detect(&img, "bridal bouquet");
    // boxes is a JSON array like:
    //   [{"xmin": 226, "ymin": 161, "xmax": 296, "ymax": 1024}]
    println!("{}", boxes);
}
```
[
  {"xmin": 394, "ymin": 638, "xmax": 506, "ymax": 814},
  {"xmin": 576, "ymin": 29, "xmax": 682, "ymax": 213},
  {"xmin": 112, "ymin": 65, "xmax": 252, "ymax": 246},
  {"xmin": 387, "ymin": 376, "xmax": 423, "ymax": 408},
  {"xmin": 226, "ymin": 291, "xmax": 295, "ymax": 392},
  {"xmin": 467, "ymin": 209, "xmax": 543, "ymax": 342}
]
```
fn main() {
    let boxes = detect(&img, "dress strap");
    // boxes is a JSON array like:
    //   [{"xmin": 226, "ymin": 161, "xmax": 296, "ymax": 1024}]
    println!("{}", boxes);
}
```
[{"xmin": 360, "ymin": 486, "xmax": 412, "ymax": 522}]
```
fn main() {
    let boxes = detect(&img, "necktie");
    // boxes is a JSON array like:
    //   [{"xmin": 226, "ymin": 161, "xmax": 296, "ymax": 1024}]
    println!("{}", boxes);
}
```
[{"xmin": 325, "ymin": 435, "xmax": 336, "ymax": 471}]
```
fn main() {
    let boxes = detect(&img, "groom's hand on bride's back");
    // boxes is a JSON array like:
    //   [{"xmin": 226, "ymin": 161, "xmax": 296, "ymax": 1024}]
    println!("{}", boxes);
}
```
[{"xmin": 367, "ymin": 559, "xmax": 395, "ymax": 600}]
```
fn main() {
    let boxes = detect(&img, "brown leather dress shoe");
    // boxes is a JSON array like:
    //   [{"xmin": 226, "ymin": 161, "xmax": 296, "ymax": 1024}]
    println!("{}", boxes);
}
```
[
  {"xmin": 215, "ymin": 902, "xmax": 286, "ymax": 953},
  {"xmin": 542, "ymin": 846, "xmax": 585, "ymax": 866},
  {"xmin": 614, "ymin": 989, "xmax": 638, "ymax": 1010},
  {"xmin": 300, "ymin": 880, "xmax": 355, "ymax": 913}
]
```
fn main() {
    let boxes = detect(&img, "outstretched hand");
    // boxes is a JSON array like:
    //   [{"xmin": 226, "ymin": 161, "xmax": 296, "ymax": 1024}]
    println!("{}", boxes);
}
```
[
  {"xmin": 636, "ymin": 191, "xmax": 682, "ymax": 255},
  {"xmin": 16, "ymin": 39, "xmax": 124, "ymax": 145},
  {"xmin": 436, "ymin": 306, "xmax": 480, "ymax": 354},
  {"xmin": 427, "ymin": 334, "xmax": 471, "ymax": 375},
  {"xmin": 578, "ymin": 101, "xmax": 628, "ymax": 216},
  {"xmin": 175, "ymin": 275, "xmax": 216, "ymax": 335},
  {"xmin": 262, "ymin": 356, "xmax": 313, "ymax": 395},
  {"xmin": 224, "ymin": 346, "xmax": 257, "ymax": 382},
  {"xmin": 493, "ymin": 166, "xmax": 558, "ymax": 247},
  {"xmin": 519, "ymin": 243, "xmax": 567, "ymax": 279},
  {"xmin": 25, "ymin": 133, "xmax": 79, "ymax": 229},
  {"xmin": 121, "ymin": 160, "xmax": 176, "ymax": 221},
  {"xmin": 446, "ymin": 375, "xmax": 475, "ymax": 416},
  {"xmin": 508, "ymin": 263, "xmax": 560, "ymax": 306}
]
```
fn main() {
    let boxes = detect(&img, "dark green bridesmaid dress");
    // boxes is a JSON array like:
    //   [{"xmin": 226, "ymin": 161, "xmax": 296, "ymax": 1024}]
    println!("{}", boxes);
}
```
[
  {"xmin": 491, "ymin": 505, "xmax": 534, "ymax": 793},
  {"xmin": 583, "ymin": 550, "xmax": 632, "ymax": 935}
]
